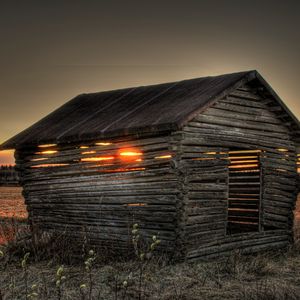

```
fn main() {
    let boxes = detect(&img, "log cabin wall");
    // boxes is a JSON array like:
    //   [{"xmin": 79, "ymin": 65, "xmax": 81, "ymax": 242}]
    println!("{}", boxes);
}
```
[
  {"xmin": 13, "ymin": 83, "xmax": 299, "ymax": 261},
  {"xmin": 175, "ymin": 83, "xmax": 298, "ymax": 261},
  {"xmin": 14, "ymin": 135, "xmax": 180, "ymax": 254},
  {"xmin": 10, "ymin": 83, "xmax": 299, "ymax": 261}
]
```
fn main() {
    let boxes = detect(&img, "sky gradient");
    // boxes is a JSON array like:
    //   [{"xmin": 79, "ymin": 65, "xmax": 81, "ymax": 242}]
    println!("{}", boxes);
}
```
[{"xmin": 0, "ymin": 0, "xmax": 299, "ymax": 165}]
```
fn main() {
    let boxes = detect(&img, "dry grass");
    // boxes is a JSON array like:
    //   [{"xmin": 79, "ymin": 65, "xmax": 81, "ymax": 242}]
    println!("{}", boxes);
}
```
[
  {"xmin": 0, "ymin": 189, "xmax": 300, "ymax": 299},
  {"xmin": 0, "ymin": 229, "xmax": 300, "ymax": 300}
]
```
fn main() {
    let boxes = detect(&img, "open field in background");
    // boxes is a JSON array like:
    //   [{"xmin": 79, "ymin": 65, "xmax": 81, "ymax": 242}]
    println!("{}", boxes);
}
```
[
  {"xmin": 0, "ymin": 187, "xmax": 27, "ymax": 244},
  {"xmin": 0, "ymin": 187, "xmax": 300, "ymax": 299},
  {"xmin": 0, "ymin": 187, "xmax": 27, "ymax": 219}
]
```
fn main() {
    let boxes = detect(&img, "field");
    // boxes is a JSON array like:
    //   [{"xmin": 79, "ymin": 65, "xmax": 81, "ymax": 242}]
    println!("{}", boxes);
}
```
[
  {"xmin": 0, "ymin": 187, "xmax": 300, "ymax": 299},
  {"xmin": 0, "ymin": 187, "xmax": 27, "ymax": 219},
  {"xmin": 0, "ymin": 187, "xmax": 27, "ymax": 245}
]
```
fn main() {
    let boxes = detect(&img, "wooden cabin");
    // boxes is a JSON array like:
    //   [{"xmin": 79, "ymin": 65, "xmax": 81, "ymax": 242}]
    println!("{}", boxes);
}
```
[{"xmin": 1, "ymin": 70, "xmax": 299, "ymax": 260}]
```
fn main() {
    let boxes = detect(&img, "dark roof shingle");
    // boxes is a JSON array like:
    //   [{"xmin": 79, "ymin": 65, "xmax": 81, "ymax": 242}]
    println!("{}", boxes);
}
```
[{"xmin": 1, "ymin": 70, "xmax": 299, "ymax": 149}]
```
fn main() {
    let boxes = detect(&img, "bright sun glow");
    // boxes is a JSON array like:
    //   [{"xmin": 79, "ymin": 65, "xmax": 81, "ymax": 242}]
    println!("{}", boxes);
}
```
[{"xmin": 120, "ymin": 151, "xmax": 143, "ymax": 156}]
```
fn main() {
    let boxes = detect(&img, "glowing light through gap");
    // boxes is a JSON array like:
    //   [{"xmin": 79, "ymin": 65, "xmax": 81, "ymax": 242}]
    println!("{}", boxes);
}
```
[
  {"xmin": 80, "ymin": 147, "xmax": 144, "ymax": 165},
  {"xmin": 277, "ymin": 148, "xmax": 289, "ymax": 152},
  {"xmin": 229, "ymin": 156, "xmax": 258, "ymax": 159},
  {"xmin": 101, "ymin": 167, "xmax": 146, "ymax": 173},
  {"xmin": 228, "ymin": 164, "xmax": 259, "ymax": 169},
  {"xmin": 155, "ymin": 155, "xmax": 172, "ymax": 159},
  {"xmin": 229, "ymin": 160, "xmax": 259, "ymax": 164},
  {"xmin": 81, "ymin": 151, "xmax": 96, "ymax": 155},
  {"xmin": 120, "ymin": 151, "xmax": 142, "ymax": 156},
  {"xmin": 228, "ymin": 150, "xmax": 261, "ymax": 154},
  {"xmin": 35, "ymin": 150, "xmax": 58, "ymax": 155},
  {"xmin": 31, "ymin": 163, "xmax": 69, "ymax": 168},
  {"xmin": 30, "ymin": 158, "xmax": 48, "ymax": 161},
  {"xmin": 81, "ymin": 156, "xmax": 114, "ymax": 162},
  {"xmin": 38, "ymin": 144, "xmax": 57, "ymax": 148},
  {"xmin": 95, "ymin": 142, "xmax": 112, "ymax": 146},
  {"xmin": 119, "ymin": 148, "xmax": 143, "ymax": 162},
  {"xmin": 80, "ymin": 146, "xmax": 89, "ymax": 149}
]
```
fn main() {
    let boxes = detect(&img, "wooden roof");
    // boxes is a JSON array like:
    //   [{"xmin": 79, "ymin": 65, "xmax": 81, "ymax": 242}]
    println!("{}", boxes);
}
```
[{"xmin": 1, "ymin": 70, "xmax": 299, "ymax": 149}]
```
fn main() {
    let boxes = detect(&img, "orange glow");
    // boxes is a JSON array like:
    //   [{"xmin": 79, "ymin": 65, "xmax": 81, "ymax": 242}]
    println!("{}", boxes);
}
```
[
  {"xmin": 35, "ymin": 150, "xmax": 57, "ymax": 155},
  {"xmin": 228, "ymin": 164, "xmax": 259, "ymax": 169},
  {"xmin": 0, "ymin": 150, "xmax": 15, "ymax": 165},
  {"xmin": 81, "ymin": 156, "xmax": 114, "ymax": 162},
  {"xmin": 230, "ymin": 160, "xmax": 258, "ymax": 164},
  {"xmin": 229, "ymin": 198, "xmax": 258, "ymax": 200},
  {"xmin": 30, "ymin": 157, "xmax": 48, "ymax": 161},
  {"xmin": 229, "ymin": 156, "xmax": 258, "ymax": 159},
  {"xmin": 95, "ymin": 142, "xmax": 112, "ymax": 146},
  {"xmin": 101, "ymin": 167, "xmax": 146, "ymax": 173},
  {"xmin": 135, "ymin": 158, "xmax": 142, "ymax": 162},
  {"xmin": 230, "ymin": 169, "xmax": 259, "ymax": 173},
  {"xmin": 38, "ymin": 144, "xmax": 57, "ymax": 148},
  {"xmin": 155, "ymin": 155, "xmax": 172, "ymax": 159},
  {"xmin": 228, "ymin": 150, "xmax": 261, "ymax": 154},
  {"xmin": 119, "ymin": 148, "xmax": 143, "ymax": 161},
  {"xmin": 80, "ymin": 146, "xmax": 89, "ymax": 149},
  {"xmin": 277, "ymin": 148, "xmax": 289, "ymax": 152},
  {"xmin": 31, "ymin": 163, "xmax": 69, "ymax": 168},
  {"xmin": 81, "ymin": 151, "xmax": 96, "ymax": 155},
  {"xmin": 120, "ymin": 151, "xmax": 142, "ymax": 156}
]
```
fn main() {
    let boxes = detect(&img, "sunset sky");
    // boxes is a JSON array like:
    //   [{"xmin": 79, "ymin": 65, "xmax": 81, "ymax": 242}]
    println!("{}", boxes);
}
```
[{"xmin": 0, "ymin": 0, "xmax": 299, "ymax": 165}]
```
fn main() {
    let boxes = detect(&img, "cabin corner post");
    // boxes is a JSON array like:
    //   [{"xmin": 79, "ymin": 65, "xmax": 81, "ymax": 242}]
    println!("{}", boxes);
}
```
[
  {"xmin": 14, "ymin": 148, "xmax": 42, "ymax": 244},
  {"xmin": 170, "ymin": 132, "xmax": 188, "ymax": 261},
  {"xmin": 289, "ymin": 143, "xmax": 299, "ymax": 243},
  {"xmin": 259, "ymin": 150, "xmax": 265, "ymax": 233}
]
